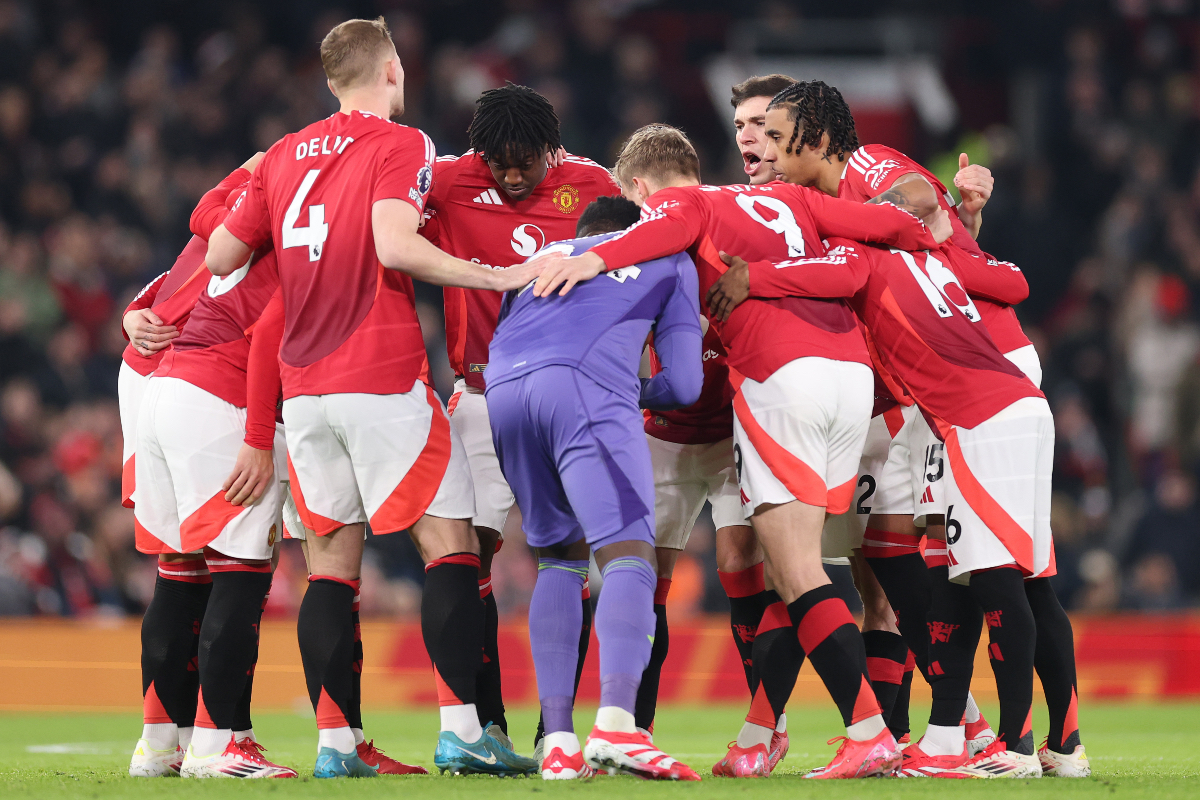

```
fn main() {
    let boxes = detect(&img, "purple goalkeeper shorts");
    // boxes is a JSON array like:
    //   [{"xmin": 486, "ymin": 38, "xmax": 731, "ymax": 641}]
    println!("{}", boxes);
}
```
[{"xmin": 485, "ymin": 365, "xmax": 655, "ymax": 551}]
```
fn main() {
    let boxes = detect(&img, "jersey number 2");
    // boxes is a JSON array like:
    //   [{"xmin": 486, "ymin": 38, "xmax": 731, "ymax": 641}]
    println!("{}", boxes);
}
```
[{"xmin": 283, "ymin": 169, "xmax": 328, "ymax": 262}]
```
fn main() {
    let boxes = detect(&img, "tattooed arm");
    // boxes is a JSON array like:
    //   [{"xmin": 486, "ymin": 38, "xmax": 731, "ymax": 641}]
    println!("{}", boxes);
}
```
[{"xmin": 866, "ymin": 172, "xmax": 939, "ymax": 220}]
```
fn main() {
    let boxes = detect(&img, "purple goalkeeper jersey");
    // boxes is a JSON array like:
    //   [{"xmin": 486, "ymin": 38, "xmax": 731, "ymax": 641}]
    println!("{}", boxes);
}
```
[{"xmin": 486, "ymin": 232, "xmax": 703, "ymax": 411}]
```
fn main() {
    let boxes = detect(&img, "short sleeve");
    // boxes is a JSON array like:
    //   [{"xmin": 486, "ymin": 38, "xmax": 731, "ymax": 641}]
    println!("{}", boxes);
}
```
[
  {"xmin": 372, "ymin": 127, "xmax": 437, "ymax": 212},
  {"xmin": 222, "ymin": 163, "xmax": 273, "ymax": 250}
]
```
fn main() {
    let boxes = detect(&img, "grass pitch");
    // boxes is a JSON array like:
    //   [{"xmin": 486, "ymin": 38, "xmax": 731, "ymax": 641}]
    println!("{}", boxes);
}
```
[{"xmin": 2, "ymin": 702, "xmax": 1197, "ymax": 798}]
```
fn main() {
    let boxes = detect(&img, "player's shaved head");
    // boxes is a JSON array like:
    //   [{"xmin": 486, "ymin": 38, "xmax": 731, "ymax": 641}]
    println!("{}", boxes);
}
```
[
  {"xmin": 576, "ymin": 195, "xmax": 641, "ymax": 237},
  {"xmin": 614, "ymin": 124, "xmax": 701, "ymax": 190},
  {"xmin": 320, "ymin": 17, "xmax": 397, "ymax": 93}
]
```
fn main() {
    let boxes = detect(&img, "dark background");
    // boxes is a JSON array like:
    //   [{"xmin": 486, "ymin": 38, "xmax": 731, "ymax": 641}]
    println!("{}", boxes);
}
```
[{"xmin": 1, "ymin": 0, "xmax": 1198, "ymax": 618}]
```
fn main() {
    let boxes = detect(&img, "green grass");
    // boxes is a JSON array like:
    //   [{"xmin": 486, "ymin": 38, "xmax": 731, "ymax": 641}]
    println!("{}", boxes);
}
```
[{"xmin": 2, "ymin": 703, "xmax": 1197, "ymax": 798}]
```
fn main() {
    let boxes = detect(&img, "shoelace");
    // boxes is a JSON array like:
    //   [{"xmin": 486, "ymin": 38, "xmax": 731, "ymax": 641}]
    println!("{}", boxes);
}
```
[
  {"xmin": 962, "ymin": 739, "xmax": 1006, "ymax": 766},
  {"xmin": 235, "ymin": 740, "xmax": 270, "ymax": 764},
  {"xmin": 360, "ymin": 740, "xmax": 383, "ymax": 761},
  {"xmin": 826, "ymin": 735, "xmax": 852, "ymax": 758}
]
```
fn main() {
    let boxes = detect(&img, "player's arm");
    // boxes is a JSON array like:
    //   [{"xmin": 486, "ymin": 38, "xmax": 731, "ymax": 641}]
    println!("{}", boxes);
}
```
[
  {"xmin": 707, "ymin": 244, "xmax": 870, "ymax": 322},
  {"xmin": 190, "ymin": 153, "xmax": 264, "ymax": 241},
  {"xmin": 953, "ymin": 153, "xmax": 992, "ymax": 239},
  {"xmin": 950, "ymin": 252, "xmax": 1029, "ymax": 306},
  {"xmin": 805, "ymin": 185, "xmax": 946, "ymax": 251},
  {"xmin": 209, "ymin": 164, "xmax": 272, "ymax": 276},
  {"xmin": 224, "ymin": 287, "xmax": 283, "ymax": 507},
  {"xmin": 373, "ymin": 199, "xmax": 536, "ymax": 291},
  {"xmin": 866, "ymin": 172, "xmax": 940, "ymax": 219},
  {"xmin": 640, "ymin": 259, "xmax": 703, "ymax": 410},
  {"xmin": 532, "ymin": 195, "xmax": 702, "ymax": 297},
  {"xmin": 122, "ymin": 271, "xmax": 178, "ymax": 357}
]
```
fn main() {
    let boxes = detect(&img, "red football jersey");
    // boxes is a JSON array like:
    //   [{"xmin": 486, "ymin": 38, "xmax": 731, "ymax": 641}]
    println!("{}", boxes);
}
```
[
  {"xmin": 588, "ymin": 183, "xmax": 939, "ymax": 383},
  {"xmin": 154, "ymin": 251, "xmax": 281, "ymax": 410},
  {"xmin": 121, "ymin": 166, "xmax": 254, "ymax": 376},
  {"xmin": 120, "ymin": 236, "xmax": 212, "ymax": 377},
  {"xmin": 223, "ymin": 111, "xmax": 436, "ymax": 399},
  {"xmin": 838, "ymin": 144, "xmax": 1031, "ymax": 353},
  {"xmin": 747, "ymin": 238, "xmax": 1042, "ymax": 429},
  {"xmin": 421, "ymin": 151, "xmax": 619, "ymax": 390},
  {"xmin": 645, "ymin": 325, "xmax": 733, "ymax": 444}
]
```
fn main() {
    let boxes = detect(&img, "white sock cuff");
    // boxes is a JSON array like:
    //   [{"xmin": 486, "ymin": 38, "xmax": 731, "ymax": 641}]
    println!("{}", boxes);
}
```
[{"xmin": 544, "ymin": 731, "xmax": 581, "ymax": 757}]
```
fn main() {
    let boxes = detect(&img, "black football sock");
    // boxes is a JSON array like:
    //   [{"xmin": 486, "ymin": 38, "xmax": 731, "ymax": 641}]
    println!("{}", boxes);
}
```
[
  {"xmin": 925, "ymin": 564, "xmax": 982, "ymax": 728},
  {"xmin": 141, "ymin": 557, "xmax": 211, "ymax": 729},
  {"xmin": 1025, "ymin": 577, "xmax": 1081, "ymax": 752},
  {"xmin": 718, "ymin": 563, "xmax": 768, "ymax": 693},
  {"xmin": 864, "ymin": 548, "xmax": 932, "ymax": 674},
  {"xmin": 297, "ymin": 576, "xmax": 357, "ymax": 733},
  {"xmin": 890, "ymin": 655, "xmax": 915, "ymax": 739},
  {"xmin": 970, "ymin": 567, "xmax": 1036, "ymax": 755},
  {"xmin": 196, "ymin": 568, "xmax": 272, "ymax": 730},
  {"xmin": 789, "ymin": 585, "xmax": 880, "ymax": 729},
  {"xmin": 231, "ymin": 589, "xmax": 267, "ymax": 733},
  {"xmin": 537, "ymin": 585, "xmax": 593, "ymax": 746},
  {"xmin": 422, "ymin": 554, "xmax": 483, "ymax": 708},
  {"xmin": 474, "ymin": 581, "xmax": 507, "ymax": 733},
  {"xmin": 349, "ymin": 589, "xmax": 364, "ymax": 733},
  {"xmin": 633, "ymin": 578, "xmax": 671, "ymax": 731},
  {"xmin": 745, "ymin": 593, "xmax": 804, "ymax": 730},
  {"xmin": 862, "ymin": 630, "xmax": 908, "ymax": 729}
]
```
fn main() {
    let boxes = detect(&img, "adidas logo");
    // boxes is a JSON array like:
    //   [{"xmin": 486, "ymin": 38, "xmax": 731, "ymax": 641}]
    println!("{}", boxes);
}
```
[
  {"xmin": 919, "ymin": 486, "xmax": 934, "ymax": 504},
  {"xmin": 473, "ymin": 188, "xmax": 504, "ymax": 205}
]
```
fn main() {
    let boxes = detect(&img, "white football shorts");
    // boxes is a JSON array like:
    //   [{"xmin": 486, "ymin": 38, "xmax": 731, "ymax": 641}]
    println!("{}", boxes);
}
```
[
  {"xmin": 733, "ymin": 357, "xmax": 873, "ymax": 517},
  {"xmin": 283, "ymin": 380, "xmax": 475, "ymax": 536},
  {"xmin": 134, "ymin": 376, "xmax": 286, "ymax": 560},
  {"xmin": 1004, "ymin": 344, "xmax": 1043, "ymax": 389},
  {"xmin": 448, "ymin": 378, "xmax": 515, "ymax": 535},
  {"xmin": 118, "ymin": 361, "xmax": 151, "ymax": 508},
  {"xmin": 822, "ymin": 403, "xmax": 924, "ymax": 559},
  {"xmin": 936, "ymin": 397, "xmax": 1056, "ymax": 582},
  {"xmin": 649, "ymin": 434, "xmax": 748, "ymax": 550}
]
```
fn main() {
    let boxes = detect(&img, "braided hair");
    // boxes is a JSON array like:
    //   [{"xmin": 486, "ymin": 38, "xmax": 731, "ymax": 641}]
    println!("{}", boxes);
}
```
[
  {"xmin": 467, "ymin": 82, "xmax": 561, "ymax": 165},
  {"xmin": 766, "ymin": 81, "xmax": 859, "ymax": 161}
]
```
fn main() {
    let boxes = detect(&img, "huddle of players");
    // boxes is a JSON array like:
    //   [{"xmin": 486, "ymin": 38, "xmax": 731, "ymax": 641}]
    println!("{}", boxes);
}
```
[{"xmin": 115, "ymin": 14, "xmax": 1087, "ymax": 782}]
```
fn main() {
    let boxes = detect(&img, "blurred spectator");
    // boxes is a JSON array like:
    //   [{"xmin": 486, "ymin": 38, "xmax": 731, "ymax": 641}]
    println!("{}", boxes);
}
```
[{"xmin": 0, "ymin": 1, "xmax": 1199, "ymax": 616}]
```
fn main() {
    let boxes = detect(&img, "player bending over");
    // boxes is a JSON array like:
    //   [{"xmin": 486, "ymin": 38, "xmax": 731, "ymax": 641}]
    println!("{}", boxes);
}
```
[
  {"xmin": 765, "ymin": 80, "xmax": 1086, "ymax": 778},
  {"xmin": 206, "ymin": 17, "xmax": 536, "ymax": 778},
  {"xmin": 420, "ymin": 82, "xmax": 617, "ymax": 747},
  {"xmin": 528, "ymin": 124, "xmax": 947, "ymax": 779},
  {"xmin": 486, "ymin": 199, "xmax": 704, "ymax": 781},
  {"xmin": 124, "ymin": 162, "xmax": 258, "ymax": 777}
]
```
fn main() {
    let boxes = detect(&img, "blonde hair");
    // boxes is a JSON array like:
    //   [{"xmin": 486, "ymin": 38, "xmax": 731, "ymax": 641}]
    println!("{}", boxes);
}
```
[
  {"xmin": 320, "ymin": 17, "xmax": 396, "ymax": 92},
  {"xmin": 613, "ymin": 124, "xmax": 701, "ymax": 188}
]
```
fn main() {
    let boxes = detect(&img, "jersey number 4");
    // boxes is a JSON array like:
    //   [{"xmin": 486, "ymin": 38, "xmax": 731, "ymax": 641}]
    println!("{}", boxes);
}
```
[{"xmin": 283, "ymin": 169, "xmax": 328, "ymax": 262}]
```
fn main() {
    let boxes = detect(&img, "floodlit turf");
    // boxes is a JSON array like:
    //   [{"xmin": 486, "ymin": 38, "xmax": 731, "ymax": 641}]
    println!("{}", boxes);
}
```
[{"xmin": 1, "ymin": 702, "xmax": 1197, "ymax": 798}]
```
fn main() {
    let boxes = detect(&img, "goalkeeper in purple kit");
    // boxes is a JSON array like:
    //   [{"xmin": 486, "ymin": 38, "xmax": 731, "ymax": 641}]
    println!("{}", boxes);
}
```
[{"xmin": 485, "ymin": 205, "xmax": 704, "ymax": 781}]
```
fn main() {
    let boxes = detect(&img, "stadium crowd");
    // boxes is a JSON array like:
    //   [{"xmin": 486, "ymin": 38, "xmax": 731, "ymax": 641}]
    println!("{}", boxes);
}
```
[{"xmin": 0, "ymin": 0, "xmax": 1198, "ymax": 619}]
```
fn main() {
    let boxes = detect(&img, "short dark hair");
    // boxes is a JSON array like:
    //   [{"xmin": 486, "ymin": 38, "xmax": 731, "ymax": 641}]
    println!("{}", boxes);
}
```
[
  {"xmin": 730, "ymin": 74, "xmax": 798, "ymax": 108},
  {"xmin": 467, "ymin": 82, "xmax": 561, "ymax": 165},
  {"xmin": 766, "ymin": 80, "xmax": 859, "ymax": 161},
  {"xmin": 576, "ymin": 196, "xmax": 641, "ymax": 237}
]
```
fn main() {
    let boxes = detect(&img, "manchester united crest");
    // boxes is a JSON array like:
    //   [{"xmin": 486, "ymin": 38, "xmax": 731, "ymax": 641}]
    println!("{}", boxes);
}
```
[{"xmin": 552, "ymin": 184, "xmax": 580, "ymax": 214}]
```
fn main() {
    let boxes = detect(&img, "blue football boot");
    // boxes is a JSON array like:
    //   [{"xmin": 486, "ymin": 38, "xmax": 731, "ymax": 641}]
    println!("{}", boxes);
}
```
[
  {"xmin": 434, "ymin": 723, "xmax": 538, "ymax": 776},
  {"xmin": 314, "ymin": 746, "xmax": 379, "ymax": 778}
]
